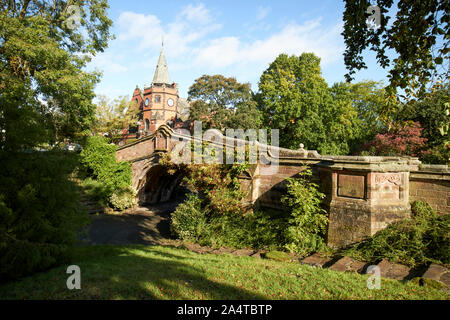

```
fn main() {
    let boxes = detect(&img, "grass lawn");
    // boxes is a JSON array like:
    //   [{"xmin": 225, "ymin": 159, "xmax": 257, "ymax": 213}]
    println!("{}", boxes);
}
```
[{"xmin": 0, "ymin": 245, "xmax": 448, "ymax": 300}]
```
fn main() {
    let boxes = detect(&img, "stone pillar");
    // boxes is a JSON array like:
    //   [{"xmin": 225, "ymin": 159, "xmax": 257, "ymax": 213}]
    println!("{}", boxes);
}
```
[{"xmin": 321, "ymin": 156, "xmax": 418, "ymax": 248}]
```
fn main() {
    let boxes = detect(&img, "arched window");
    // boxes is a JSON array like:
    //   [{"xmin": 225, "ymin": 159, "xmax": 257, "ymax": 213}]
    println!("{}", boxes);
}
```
[{"xmin": 145, "ymin": 119, "xmax": 150, "ymax": 132}]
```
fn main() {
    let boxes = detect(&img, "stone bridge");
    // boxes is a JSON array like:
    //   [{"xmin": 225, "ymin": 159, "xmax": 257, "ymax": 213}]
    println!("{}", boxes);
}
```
[{"xmin": 116, "ymin": 125, "xmax": 450, "ymax": 247}]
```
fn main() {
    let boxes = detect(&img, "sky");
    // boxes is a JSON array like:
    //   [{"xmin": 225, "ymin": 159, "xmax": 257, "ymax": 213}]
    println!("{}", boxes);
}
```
[{"xmin": 87, "ymin": 0, "xmax": 392, "ymax": 100}]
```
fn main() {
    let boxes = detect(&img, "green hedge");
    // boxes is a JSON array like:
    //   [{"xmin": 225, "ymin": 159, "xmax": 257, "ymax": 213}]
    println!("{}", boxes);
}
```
[
  {"xmin": 80, "ymin": 136, "xmax": 135, "ymax": 210},
  {"xmin": 343, "ymin": 201, "xmax": 450, "ymax": 267},
  {"xmin": 0, "ymin": 151, "xmax": 89, "ymax": 281}
]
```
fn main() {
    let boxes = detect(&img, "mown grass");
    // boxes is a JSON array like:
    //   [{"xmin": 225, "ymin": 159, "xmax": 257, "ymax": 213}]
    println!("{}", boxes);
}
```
[{"xmin": 0, "ymin": 245, "xmax": 448, "ymax": 300}]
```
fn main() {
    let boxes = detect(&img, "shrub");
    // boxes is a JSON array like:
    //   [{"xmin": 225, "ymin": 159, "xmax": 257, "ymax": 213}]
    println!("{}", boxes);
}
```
[
  {"xmin": 170, "ymin": 193, "xmax": 287, "ymax": 250},
  {"xmin": 109, "ymin": 186, "xmax": 137, "ymax": 211},
  {"xmin": 362, "ymin": 121, "xmax": 427, "ymax": 157},
  {"xmin": 80, "ymin": 135, "xmax": 117, "ymax": 178},
  {"xmin": 170, "ymin": 194, "xmax": 210, "ymax": 242},
  {"xmin": 0, "ymin": 151, "xmax": 89, "ymax": 281},
  {"xmin": 281, "ymin": 169, "xmax": 328, "ymax": 256},
  {"xmin": 183, "ymin": 163, "xmax": 247, "ymax": 216},
  {"xmin": 206, "ymin": 210, "xmax": 287, "ymax": 249},
  {"xmin": 82, "ymin": 177, "xmax": 109, "ymax": 206},
  {"xmin": 80, "ymin": 136, "xmax": 134, "ymax": 210},
  {"xmin": 420, "ymin": 144, "xmax": 449, "ymax": 165},
  {"xmin": 343, "ymin": 201, "xmax": 449, "ymax": 267},
  {"xmin": 169, "ymin": 163, "xmax": 329, "ymax": 253}
]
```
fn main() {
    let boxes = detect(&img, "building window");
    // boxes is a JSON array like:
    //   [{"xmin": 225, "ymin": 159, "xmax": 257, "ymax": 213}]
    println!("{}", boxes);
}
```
[
  {"xmin": 145, "ymin": 119, "xmax": 150, "ymax": 132},
  {"xmin": 155, "ymin": 95, "xmax": 161, "ymax": 103}
]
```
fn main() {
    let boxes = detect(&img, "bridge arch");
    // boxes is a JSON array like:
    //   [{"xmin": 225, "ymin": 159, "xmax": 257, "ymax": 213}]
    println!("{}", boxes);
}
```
[{"xmin": 131, "ymin": 154, "xmax": 185, "ymax": 205}]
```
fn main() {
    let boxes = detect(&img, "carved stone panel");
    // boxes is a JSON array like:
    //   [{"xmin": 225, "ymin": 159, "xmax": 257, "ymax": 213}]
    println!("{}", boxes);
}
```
[
  {"xmin": 338, "ymin": 174, "xmax": 365, "ymax": 199},
  {"xmin": 373, "ymin": 173, "xmax": 402, "ymax": 200}
]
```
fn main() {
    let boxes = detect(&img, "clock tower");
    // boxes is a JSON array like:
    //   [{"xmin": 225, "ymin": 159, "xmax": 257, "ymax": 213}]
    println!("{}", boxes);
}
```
[{"xmin": 124, "ymin": 44, "xmax": 189, "ymax": 141}]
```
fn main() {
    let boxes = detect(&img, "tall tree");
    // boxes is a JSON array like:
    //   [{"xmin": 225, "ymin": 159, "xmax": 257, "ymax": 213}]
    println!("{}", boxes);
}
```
[
  {"xmin": 92, "ymin": 95, "xmax": 140, "ymax": 144},
  {"xmin": 342, "ymin": 0, "xmax": 449, "ymax": 104},
  {"xmin": 335, "ymin": 80, "xmax": 390, "ymax": 153},
  {"xmin": 256, "ymin": 53, "xmax": 364, "ymax": 155},
  {"xmin": 0, "ymin": 0, "xmax": 113, "ymax": 280},
  {"xmin": 395, "ymin": 84, "xmax": 450, "ymax": 163},
  {"xmin": 188, "ymin": 75, "xmax": 262, "ymax": 131},
  {"xmin": 0, "ymin": 0, "xmax": 113, "ymax": 151}
]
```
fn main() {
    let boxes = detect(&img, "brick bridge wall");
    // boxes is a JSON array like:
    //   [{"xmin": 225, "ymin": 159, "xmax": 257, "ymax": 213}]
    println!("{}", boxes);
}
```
[{"xmin": 116, "ymin": 125, "xmax": 450, "ymax": 248}]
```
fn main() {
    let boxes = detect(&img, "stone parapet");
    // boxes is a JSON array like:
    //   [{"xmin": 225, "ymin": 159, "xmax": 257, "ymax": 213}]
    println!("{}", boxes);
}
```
[
  {"xmin": 409, "ymin": 164, "xmax": 450, "ymax": 214},
  {"xmin": 317, "ymin": 157, "xmax": 413, "ymax": 248}
]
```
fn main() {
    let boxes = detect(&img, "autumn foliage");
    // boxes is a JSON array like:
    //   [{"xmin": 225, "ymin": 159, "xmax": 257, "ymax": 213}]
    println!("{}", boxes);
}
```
[{"xmin": 362, "ymin": 121, "xmax": 427, "ymax": 157}]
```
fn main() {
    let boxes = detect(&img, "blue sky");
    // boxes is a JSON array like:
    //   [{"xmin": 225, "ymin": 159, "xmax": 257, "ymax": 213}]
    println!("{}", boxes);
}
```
[{"xmin": 87, "ymin": 0, "xmax": 391, "ymax": 100}]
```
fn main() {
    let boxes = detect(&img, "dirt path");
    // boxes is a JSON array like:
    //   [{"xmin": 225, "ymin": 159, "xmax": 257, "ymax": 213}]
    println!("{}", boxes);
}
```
[{"xmin": 78, "ymin": 201, "xmax": 180, "ymax": 246}]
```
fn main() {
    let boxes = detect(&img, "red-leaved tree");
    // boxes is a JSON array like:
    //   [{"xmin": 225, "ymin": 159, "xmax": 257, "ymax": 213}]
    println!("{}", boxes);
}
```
[{"xmin": 363, "ymin": 122, "xmax": 427, "ymax": 157}]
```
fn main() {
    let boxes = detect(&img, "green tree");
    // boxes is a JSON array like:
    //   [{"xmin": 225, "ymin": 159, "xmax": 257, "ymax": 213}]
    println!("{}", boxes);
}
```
[
  {"xmin": 92, "ymin": 95, "xmax": 140, "ymax": 144},
  {"xmin": 396, "ymin": 84, "xmax": 449, "ymax": 148},
  {"xmin": 395, "ymin": 84, "xmax": 450, "ymax": 163},
  {"xmin": 188, "ymin": 74, "xmax": 262, "ymax": 131},
  {"xmin": 342, "ymin": 0, "xmax": 449, "ymax": 102},
  {"xmin": 257, "ymin": 53, "xmax": 363, "ymax": 155},
  {"xmin": 333, "ymin": 80, "xmax": 390, "ymax": 154},
  {"xmin": 80, "ymin": 135, "xmax": 134, "ymax": 209},
  {"xmin": 0, "ymin": 0, "xmax": 113, "ymax": 151},
  {"xmin": 0, "ymin": 0, "xmax": 113, "ymax": 280}
]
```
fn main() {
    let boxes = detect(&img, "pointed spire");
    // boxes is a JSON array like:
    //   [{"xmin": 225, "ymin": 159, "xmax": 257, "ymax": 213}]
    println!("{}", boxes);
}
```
[{"xmin": 152, "ymin": 40, "xmax": 171, "ymax": 85}]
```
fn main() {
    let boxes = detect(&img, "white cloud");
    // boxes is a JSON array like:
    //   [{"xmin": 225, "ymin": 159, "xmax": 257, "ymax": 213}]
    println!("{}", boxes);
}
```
[
  {"xmin": 117, "ymin": 11, "xmax": 163, "ymax": 49},
  {"xmin": 256, "ymin": 6, "xmax": 271, "ymax": 21},
  {"xmin": 193, "ymin": 19, "xmax": 344, "ymax": 69},
  {"xmin": 180, "ymin": 3, "xmax": 212, "ymax": 25},
  {"xmin": 116, "ymin": 4, "xmax": 220, "ymax": 56}
]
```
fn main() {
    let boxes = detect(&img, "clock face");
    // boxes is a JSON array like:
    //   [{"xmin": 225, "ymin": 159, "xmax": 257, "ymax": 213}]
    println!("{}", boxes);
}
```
[
  {"xmin": 167, "ymin": 98, "xmax": 174, "ymax": 107},
  {"xmin": 145, "ymin": 98, "xmax": 149, "ymax": 106}
]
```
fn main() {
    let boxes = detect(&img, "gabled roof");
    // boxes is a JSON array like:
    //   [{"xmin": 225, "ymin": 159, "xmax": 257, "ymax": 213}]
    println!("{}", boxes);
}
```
[{"xmin": 152, "ymin": 46, "xmax": 171, "ymax": 85}]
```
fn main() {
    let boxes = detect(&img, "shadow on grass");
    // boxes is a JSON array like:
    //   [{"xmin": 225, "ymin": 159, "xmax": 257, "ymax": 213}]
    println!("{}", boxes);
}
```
[{"xmin": 0, "ymin": 245, "xmax": 267, "ymax": 300}]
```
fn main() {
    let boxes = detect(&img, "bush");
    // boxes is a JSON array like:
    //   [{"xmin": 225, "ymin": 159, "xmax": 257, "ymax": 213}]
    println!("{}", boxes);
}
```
[
  {"xmin": 362, "ymin": 121, "xmax": 427, "ymax": 157},
  {"xmin": 344, "ymin": 201, "xmax": 449, "ymax": 267},
  {"xmin": 169, "ymin": 164, "xmax": 328, "ymax": 254},
  {"xmin": 420, "ymin": 144, "xmax": 449, "ymax": 165},
  {"xmin": 109, "ymin": 186, "xmax": 136, "ymax": 211},
  {"xmin": 170, "ymin": 193, "xmax": 287, "ymax": 250},
  {"xmin": 80, "ymin": 136, "xmax": 134, "ymax": 210},
  {"xmin": 281, "ymin": 169, "xmax": 328, "ymax": 256},
  {"xmin": 170, "ymin": 194, "xmax": 209, "ymax": 242},
  {"xmin": 0, "ymin": 151, "xmax": 89, "ymax": 281},
  {"xmin": 82, "ymin": 177, "xmax": 109, "ymax": 206}
]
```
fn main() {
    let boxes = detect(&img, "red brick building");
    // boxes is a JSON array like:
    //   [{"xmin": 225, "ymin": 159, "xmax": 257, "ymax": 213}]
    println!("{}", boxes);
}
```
[{"xmin": 122, "ymin": 45, "xmax": 189, "ymax": 142}]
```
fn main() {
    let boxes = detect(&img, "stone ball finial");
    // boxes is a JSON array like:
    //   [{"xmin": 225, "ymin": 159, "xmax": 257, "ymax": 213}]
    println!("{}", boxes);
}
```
[{"xmin": 299, "ymin": 143, "xmax": 304, "ymax": 150}]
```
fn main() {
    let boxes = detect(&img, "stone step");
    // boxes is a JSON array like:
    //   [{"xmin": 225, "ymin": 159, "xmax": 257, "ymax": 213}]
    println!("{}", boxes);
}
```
[
  {"xmin": 422, "ymin": 263, "xmax": 450, "ymax": 287},
  {"xmin": 328, "ymin": 256, "xmax": 367, "ymax": 273},
  {"xmin": 300, "ymin": 252, "xmax": 334, "ymax": 268},
  {"xmin": 231, "ymin": 249, "xmax": 255, "ymax": 257},
  {"xmin": 376, "ymin": 259, "xmax": 411, "ymax": 281}
]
